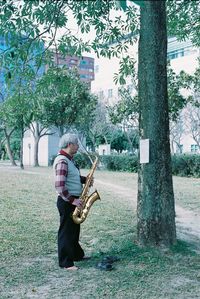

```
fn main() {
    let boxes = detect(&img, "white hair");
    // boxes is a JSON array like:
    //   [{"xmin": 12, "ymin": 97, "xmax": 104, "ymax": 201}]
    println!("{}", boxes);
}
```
[{"xmin": 59, "ymin": 133, "xmax": 79, "ymax": 149}]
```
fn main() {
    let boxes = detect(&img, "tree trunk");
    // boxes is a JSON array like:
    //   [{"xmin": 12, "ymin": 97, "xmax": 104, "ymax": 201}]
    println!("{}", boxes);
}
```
[
  {"xmin": 0, "ymin": 139, "xmax": 4, "ymax": 159},
  {"xmin": 4, "ymin": 128, "xmax": 17, "ymax": 166},
  {"xmin": 33, "ymin": 137, "xmax": 40, "ymax": 167},
  {"xmin": 33, "ymin": 122, "xmax": 40, "ymax": 167},
  {"xmin": 137, "ymin": 1, "xmax": 176, "ymax": 246},
  {"xmin": 59, "ymin": 126, "xmax": 64, "ymax": 137},
  {"xmin": 19, "ymin": 122, "xmax": 24, "ymax": 169}
]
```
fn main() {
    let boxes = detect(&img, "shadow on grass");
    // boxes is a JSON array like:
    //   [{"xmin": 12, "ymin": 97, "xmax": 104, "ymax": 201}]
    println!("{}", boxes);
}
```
[{"xmin": 170, "ymin": 239, "xmax": 198, "ymax": 255}]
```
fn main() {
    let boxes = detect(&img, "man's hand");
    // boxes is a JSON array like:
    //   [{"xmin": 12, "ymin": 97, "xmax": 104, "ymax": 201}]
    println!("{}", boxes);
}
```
[
  {"xmin": 87, "ymin": 175, "xmax": 94, "ymax": 187},
  {"xmin": 72, "ymin": 198, "xmax": 83, "ymax": 208}
]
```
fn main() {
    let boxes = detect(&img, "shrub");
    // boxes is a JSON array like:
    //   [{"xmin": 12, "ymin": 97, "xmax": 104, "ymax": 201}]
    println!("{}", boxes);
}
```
[
  {"xmin": 171, "ymin": 154, "xmax": 200, "ymax": 178},
  {"xmin": 49, "ymin": 152, "xmax": 95, "ymax": 168},
  {"xmin": 100, "ymin": 154, "xmax": 138, "ymax": 172},
  {"xmin": 74, "ymin": 153, "xmax": 93, "ymax": 169},
  {"xmin": 50, "ymin": 152, "xmax": 200, "ymax": 178}
]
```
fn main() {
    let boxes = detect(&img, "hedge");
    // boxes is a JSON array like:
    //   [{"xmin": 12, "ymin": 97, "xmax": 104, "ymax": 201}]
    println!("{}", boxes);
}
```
[
  {"xmin": 50, "ymin": 153, "xmax": 200, "ymax": 178},
  {"xmin": 171, "ymin": 154, "xmax": 200, "ymax": 178},
  {"xmin": 100, "ymin": 154, "xmax": 138, "ymax": 172}
]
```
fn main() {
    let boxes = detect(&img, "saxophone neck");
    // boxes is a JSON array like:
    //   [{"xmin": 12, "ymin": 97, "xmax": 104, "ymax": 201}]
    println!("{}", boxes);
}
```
[{"xmin": 81, "ymin": 157, "xmax": 98, "ymax": 196}]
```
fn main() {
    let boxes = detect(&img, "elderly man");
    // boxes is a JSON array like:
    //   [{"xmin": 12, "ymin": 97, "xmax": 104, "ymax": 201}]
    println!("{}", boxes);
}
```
[{"xmin": 53, "ymin": 133, "xmax": 91, "ymax": 270}]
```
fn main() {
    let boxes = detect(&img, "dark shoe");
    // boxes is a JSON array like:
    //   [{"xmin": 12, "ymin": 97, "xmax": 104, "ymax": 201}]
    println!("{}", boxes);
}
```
[
  {"xmin": 102, "ymin": 256, "xmax": 120, "ymax": 264},
  {"xmin": 96, "ymin": 262, "xmax": 113, "ymax": 271},
  {"xmin": 82, "ymin": 256, "xmax": 91, "ymax": 260},
  {"xmin": 75, "ymin": 256, "xmax": 91, "ymax": 262}
]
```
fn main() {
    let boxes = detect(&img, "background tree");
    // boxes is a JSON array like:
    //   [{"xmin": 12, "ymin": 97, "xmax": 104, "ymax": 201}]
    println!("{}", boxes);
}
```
[
  {"xmin": 0, "ymin": 95, "xmax": 17, "ymax": 165},
  {"xmin": 167, "ymin": 0, "xmax": 200, "ymax": 47},
  {"xmin": 109, "ymin": 88, "xmax": 139, "ymax": 153},
  {"xmin": 83, "ymin": 100, "xmax": 116, "ymax": 151},
  {"xmin": 0, "ymin": 28, "xmax": 47, "ymax": 168},
  {"xmin": 36, "ymin": 66, "xmax": 97, "ymax": 136},
  {"xmin": 110, "ymin": 129, "xmax": 129, "ymax": 153},
  {"xmin": 184, "ymin": 102, "xmax": 200, "ymax": 150},
  {"xmin": 178, "ymin": 60, "xmax": 200, "ymax": 149},
  {"xmin": 170, "ymin": 116, "xmax": 185, "ymax": 155}
]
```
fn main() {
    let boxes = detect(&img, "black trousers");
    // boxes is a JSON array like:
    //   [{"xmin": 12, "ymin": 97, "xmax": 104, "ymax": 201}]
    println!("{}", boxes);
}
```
[{"xmin": 57, "ymin": 196, "xmax": 84, "ymax": 268}]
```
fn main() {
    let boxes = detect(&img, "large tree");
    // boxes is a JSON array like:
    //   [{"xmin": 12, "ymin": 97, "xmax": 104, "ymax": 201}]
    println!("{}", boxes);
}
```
[{"xmin": 137, "ymin": 1, "xmax": 176, "ymax": 246}]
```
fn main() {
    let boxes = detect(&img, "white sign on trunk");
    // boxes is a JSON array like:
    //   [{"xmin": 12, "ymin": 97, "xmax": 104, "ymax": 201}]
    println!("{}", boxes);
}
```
[{"xmin": 139, "ymin": 139, "xmax": 149, "ymax": 164}]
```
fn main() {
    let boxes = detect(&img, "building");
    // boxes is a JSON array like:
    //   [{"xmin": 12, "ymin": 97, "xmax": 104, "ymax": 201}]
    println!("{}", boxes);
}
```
[
  {"xmin": 91, "ymin": 43, "xmax": 138, "ymax": 106},
  {"xmin": 53, "ymin": 52, "xmax": 94, "ymax": 89},
  {"xmin": 0, "ymin": 35, "xmax": 45, "ymax": 100},
  {"xmin": 91, "ymin": 36, "xmax": 200, "ymax": 155},
  {"xmin": 168, "ymin": 37, "xmax": 200, "ymax": 154},
  {"xmin": 0, "ymin": 36, "xmax": 9, "ymax": 102}
]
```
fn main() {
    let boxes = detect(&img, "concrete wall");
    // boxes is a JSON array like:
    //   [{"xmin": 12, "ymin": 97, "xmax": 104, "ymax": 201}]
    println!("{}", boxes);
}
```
[
  {"xmin": 23, "ymin": 128, "xmax": 60, "ymax": 166},
  {"xmin": 98, "ymin": 144, "xmax": 111, "ymax": 155},
  {"xmin": 23, "ymin": 131, "xmax": 34, "ymax": 166},
  {"xmin": 38, "ymin": 135, "xmax": 49, "ymax": 166},
  {"xmin": 48, "ymin": 134, "xmax": 60, "ymax": 164}
]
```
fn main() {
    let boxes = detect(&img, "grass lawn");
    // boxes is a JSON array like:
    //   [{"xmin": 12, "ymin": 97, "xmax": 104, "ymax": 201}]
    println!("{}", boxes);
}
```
[{"xmin": 0, "ymin": 166, "xmax": 200, "ymax": 299}]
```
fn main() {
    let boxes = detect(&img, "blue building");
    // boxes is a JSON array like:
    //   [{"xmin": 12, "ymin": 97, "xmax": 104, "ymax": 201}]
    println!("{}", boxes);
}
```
[
  {"xmin": 0, "ymin": 36, "xmax": 7, "ymax": 102},
  {"xmin": 0, "ymin": 35, "xmax": 45, "ymax": 103}
]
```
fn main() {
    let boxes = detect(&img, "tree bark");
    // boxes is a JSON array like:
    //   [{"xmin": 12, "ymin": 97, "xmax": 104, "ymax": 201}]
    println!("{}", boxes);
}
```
[
  {"xmin": 33, "ymin": 122, "xmax": 40, "ymax": 167},
  {"xmin": 4, "ymin": 128, "xmax": 17, "ymax": 166},
  {"xmin": 33, "ymin": 137, "xmax": 40, "ymax": 167},
  {"xmin": 19, "ymin": 124, "xmax": 24, "ymax": 169},
  {"xmin": 137, "ymin": 1, "xmax": 176, "ymax": 246}
]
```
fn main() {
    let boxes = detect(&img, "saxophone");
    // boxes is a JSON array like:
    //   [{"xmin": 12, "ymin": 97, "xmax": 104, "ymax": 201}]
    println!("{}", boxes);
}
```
[{"xmin": 72, "ymin": 156, "xmax": 101, "ymax": 224}]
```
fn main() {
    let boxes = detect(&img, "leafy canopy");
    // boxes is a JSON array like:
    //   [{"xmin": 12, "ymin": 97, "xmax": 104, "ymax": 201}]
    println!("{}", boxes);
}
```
[{"xmin": 35, "ymin": 66, "xmax": 97, "ymax": 131}]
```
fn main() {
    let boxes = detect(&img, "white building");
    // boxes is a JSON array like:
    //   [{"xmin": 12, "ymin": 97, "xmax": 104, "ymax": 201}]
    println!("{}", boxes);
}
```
[
  {"xmin": 91, "ymin": 36, "xmax": 200, "ymax": 155},
  {"xmin": 91, "ymin": 42, "xmax": 138, "ymax": 106},
  {"xmin": 168, "ymin": 37, "xmax": 200, "ymax": 154},
  {"xmin": 23, "ymin": 126, "xmax": 60, "ymax": 166}
]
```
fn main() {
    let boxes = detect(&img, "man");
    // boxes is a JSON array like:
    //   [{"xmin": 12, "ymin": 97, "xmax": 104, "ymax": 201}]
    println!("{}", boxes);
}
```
[{"xmin": 53, "ymin": 133, "xmax": 91, "ymax": 270}]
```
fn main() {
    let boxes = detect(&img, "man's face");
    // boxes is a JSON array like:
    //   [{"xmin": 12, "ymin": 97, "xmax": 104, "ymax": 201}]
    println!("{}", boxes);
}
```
[{"xmin": 69, "ymin": 142, "xmax": 79, "ymax": 155}]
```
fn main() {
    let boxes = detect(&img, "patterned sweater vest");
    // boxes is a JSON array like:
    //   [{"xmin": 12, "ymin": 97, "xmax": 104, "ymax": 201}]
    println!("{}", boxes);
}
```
[{"xmin": 53, "ymin": 155, "xmax": 82, "ymax": 196}]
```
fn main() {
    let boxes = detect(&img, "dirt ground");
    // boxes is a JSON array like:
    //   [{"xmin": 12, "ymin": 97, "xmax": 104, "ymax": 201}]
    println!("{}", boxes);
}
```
[{"xmin": 95, "ymin": 178, "xmax": 200, "ymax": 253}]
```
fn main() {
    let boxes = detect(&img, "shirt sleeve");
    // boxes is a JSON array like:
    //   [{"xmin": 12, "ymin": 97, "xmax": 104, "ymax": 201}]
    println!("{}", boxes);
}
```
[{"xmin": 55, "ymin": 160, "xmax": 75, "ymax": 203}]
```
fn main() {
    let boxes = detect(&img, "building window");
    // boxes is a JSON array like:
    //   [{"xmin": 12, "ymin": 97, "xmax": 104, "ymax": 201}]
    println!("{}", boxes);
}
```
[
  {"xmin": 168, "ymin": 50, "xmax": 179, "ymax": 60},
  {"xmin": 99, "ymin": 91, "xmax": 104, "ymax": 99},
  {"xmin": 108, "ymin": 89, "xmax": 113, "ymax": 98},
  {"xmin": 80, "ymin": 60, "xmax": 87, "ymax": 65},
  {"xmin": 79, "ymin": 65, "xmax": 87, "ymax": 70},
  {"xmin": 95, "ymin": 65, "xmax": 99, "ymax": 73},
  {"xmin": 167, "ymin": 48, "xmax": 185, "ymax": 60},
  {"xmin": 191, "ymin": 144, "xmax": 199, "ymax": 153},
  {"xmin": 80, "ymin": 74, "xmax": 87, "ymax": 79}
]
